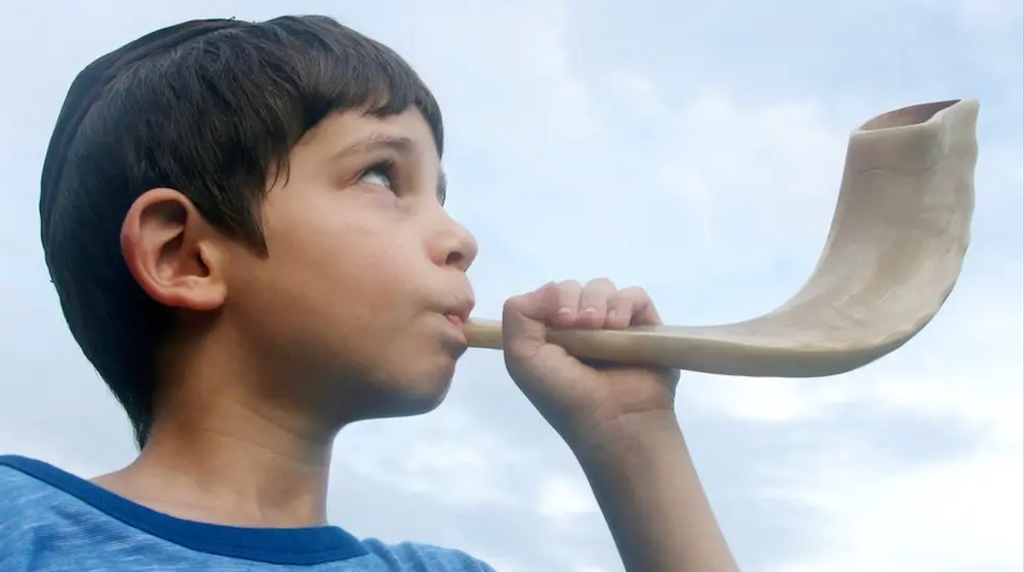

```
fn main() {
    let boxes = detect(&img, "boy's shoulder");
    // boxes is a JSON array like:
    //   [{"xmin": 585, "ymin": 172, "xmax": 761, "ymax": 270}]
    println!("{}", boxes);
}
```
[
  {"xmin": 0, "ymin": 455, "xmax": 494, "ymax": 572},
  {"xmin": 361, "ymin": 539, "xmax": 497, "ymax": 571},
  {"xmin": 0, "ymin": 456, "xmax": 70, "ymax": 571},
  {"xmin": 0, "ymin": 455, "xmax": 64, "ymax": 522}
]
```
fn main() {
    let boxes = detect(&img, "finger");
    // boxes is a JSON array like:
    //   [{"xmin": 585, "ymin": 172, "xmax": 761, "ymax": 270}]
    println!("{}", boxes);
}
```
[
  {"xmin": 604, "ymin": 294, "xmax": 634, "ymax": 329},
  {"xmin": 577, "ymin": 277, "xmax": 617, "ymax": 328},
  {"xmin": 502, "ymin": 281, "xmax": 562, "ymax": 360},
  {"xmin": 553, "ymin": 279, "xmax": 583, "ymax": 327},
  {"xmin": 612, "ymin": 286, "xmax": 664, "ymax": 327}
]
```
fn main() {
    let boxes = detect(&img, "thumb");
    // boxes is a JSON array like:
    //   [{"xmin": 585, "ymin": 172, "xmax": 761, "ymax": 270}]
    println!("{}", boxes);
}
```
[{"xmin": 502, "ymin": 281, "xmax": 562, "ymax": 360}]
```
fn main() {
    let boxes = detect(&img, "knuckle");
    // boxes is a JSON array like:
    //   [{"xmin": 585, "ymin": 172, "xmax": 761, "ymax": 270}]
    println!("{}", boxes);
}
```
[
  {"xmin": 621, "ymin": 285, "xmax": 648, "ymax": 299},
  {"xmin": 503, "ymin": 293, "xmax": 527, "ymax": 312},
  {"xmin": 558, "ymin": 279, "xmax": 582, "ymax": 292},
  {"xmin": 609, "ymin": 295, "xmax": 634, "ymax": 309}
]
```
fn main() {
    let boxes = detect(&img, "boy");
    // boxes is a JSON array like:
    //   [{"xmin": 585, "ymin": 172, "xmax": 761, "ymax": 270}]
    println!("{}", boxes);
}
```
[{"xmin": 0, "ymin": 15, "xmax": 738, "ymax": 572}]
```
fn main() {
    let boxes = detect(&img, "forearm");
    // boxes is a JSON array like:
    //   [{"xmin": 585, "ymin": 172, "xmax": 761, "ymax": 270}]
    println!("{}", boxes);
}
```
[{"xmin": 572, "ymin": 414, "xmax": 739, "ymax": 572}]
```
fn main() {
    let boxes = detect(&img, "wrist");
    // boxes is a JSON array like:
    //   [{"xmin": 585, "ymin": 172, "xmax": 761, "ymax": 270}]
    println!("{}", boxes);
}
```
[
  {"xmin": 566, "ymin": 409, "xmax": 685, "ymax": 465},
  {"xmin": 568, "ymin": 411, "xmax": 738, "ymax": 572}
]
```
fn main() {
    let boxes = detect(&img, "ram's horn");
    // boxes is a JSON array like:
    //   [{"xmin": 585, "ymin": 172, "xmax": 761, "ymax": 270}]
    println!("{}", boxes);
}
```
[{"xmin": 464, "ymin": 99, "xmax": 979, "ymax": 378}]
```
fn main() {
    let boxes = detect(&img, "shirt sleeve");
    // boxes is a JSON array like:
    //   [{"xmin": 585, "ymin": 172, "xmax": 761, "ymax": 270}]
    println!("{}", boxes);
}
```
[
  {"xmin": 0, "ymin": 467, "xmax": 34, "ymax": 572},
  {"xmin": 361, "ymin": 538, "xmax": 498, "ymax": 571}
]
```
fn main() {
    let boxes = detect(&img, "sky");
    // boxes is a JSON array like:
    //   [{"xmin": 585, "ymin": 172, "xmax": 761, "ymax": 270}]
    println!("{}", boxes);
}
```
[{"xmin": 0, "ymin": 1, "xmax": 1021, "ymax": 571}]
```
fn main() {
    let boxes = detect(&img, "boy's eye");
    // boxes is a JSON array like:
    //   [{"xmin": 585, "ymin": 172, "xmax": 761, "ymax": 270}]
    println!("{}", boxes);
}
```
[{"xmin": 359, "ymin": 163, "xmax": 394, "ymax": 191}]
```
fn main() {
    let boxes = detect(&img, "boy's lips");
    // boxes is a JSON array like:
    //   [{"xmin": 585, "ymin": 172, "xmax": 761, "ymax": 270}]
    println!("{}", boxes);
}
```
[
  {"xmin": 445, "ymin": 314, "xmax": 465, "ymax": 328},
  {"xmin": 440, "ymin": 308, "xmax": 471, "ymax": 357},
  {"xmin": 442, "ymin": 298, "xmax": 475, "ymax": 327},
  {"xmin": 439, "ymin": 298, "xmax": 474, "ymax": 352}
]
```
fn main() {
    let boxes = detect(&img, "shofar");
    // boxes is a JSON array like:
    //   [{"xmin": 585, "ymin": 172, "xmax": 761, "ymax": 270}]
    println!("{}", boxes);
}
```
[{"xmin": 463, "ymin": 98, "xmax": 979, "ymax": 378}]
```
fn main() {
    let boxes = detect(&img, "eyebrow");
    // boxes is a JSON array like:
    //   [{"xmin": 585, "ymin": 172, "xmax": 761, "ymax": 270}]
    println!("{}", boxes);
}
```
[
  {"xmin": 330, "ymin": 132, "xmax": 416, "ymax": 160},
  {"xmin": 330, "ymin": 132, "xmax": 447, "ymax": 203},
  {"xmin": 437, "ymin": 169, "xmax": 448, "ymax": 205}
]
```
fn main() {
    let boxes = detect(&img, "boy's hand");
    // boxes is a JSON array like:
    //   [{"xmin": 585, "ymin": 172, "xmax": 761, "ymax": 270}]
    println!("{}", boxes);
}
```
[
  {"xmin": 502, "ymin": 280, "xmax": 739, "ymax": 572},
  {"xmin": 502, "ymin": 279, "xmax": 681, "ymax": 453}
]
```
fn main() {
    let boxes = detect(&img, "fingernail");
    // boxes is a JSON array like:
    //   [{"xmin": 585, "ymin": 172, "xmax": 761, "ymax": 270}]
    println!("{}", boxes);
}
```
[
  {"xmin": 558, "ymin": 306, "xmax": 574, "ymax": 316},
  {"xmin": 580, "ymin": 306, "xmax": 597, "ymax": 315}
]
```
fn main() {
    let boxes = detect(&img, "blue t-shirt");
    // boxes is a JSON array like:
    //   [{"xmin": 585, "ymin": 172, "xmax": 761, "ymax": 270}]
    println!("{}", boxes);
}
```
[{"xmin": 0, "ymin": 455, "xmax": 496, "ymax": 571}]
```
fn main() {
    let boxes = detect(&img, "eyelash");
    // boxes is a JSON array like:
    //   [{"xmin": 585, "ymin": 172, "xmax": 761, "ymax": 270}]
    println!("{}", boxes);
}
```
[
  {"xmin": 359, "ymin": 159, "xmax": 397, "ymax": 192},
  {"xmin": 357, "ymin": 159, "xmax": 447, "ymax": 206}
]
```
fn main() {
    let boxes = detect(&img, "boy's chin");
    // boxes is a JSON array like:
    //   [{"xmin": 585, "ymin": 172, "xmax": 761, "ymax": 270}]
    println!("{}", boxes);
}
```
[
  {"xmin": 352, "ymin": 367, "xmax": 457, "ymax": 421},
  {"xmin": 387, "ymin": 386, "xmax": 452, "ymax": 418}
]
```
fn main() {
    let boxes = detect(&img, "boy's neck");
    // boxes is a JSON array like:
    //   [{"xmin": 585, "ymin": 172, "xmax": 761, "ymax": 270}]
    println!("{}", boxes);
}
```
[
  {"xmin": 106, "ymin": 407, "xmax": 334, "ymax": 528},
  {"xmin": 91, "ymin": 324, "xmax": 339, "ymax": 529}
]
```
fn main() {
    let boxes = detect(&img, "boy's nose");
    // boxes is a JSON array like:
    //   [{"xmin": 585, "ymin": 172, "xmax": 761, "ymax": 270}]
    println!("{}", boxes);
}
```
[
  {"xmin": 432, "ymin": 213, "xmax": 478, "ymax": 272},
  {"xmin": 443, "ymin": 221, "xmax": 478, "ymax": 272}
]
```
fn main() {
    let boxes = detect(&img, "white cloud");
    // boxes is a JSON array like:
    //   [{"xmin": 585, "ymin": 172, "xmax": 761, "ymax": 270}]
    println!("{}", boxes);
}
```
[
  {"xmin": 537, "ymin": 474, "xmax": 599, "ymax": 519},
  {"xmin": 773, "ymin": 448, "xmax": 1023, "ymax": 572}
]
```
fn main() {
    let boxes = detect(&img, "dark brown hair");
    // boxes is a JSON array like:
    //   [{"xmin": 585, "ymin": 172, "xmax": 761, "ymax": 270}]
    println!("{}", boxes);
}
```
[{"xmin": 39, "ymin": 15, "xmax": 443, "ymax": 448}]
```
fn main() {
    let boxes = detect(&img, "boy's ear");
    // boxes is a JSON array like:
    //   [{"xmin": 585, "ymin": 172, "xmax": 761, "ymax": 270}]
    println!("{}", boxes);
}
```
[{"xmin": 120, "ymin": 188, "xmax": 228, "ymax": 311}]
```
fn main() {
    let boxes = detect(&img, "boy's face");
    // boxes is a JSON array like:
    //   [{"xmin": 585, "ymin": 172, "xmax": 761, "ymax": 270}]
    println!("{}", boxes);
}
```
[{"xmin": 221, "ymin": 108, "xmax": 478, "ymax": 421}]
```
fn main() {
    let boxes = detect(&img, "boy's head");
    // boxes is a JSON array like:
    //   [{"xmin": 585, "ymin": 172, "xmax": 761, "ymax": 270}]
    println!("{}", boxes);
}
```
[{"xmin": 40, "ymin": 16, "xmax": 478, "ymax": 449}]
